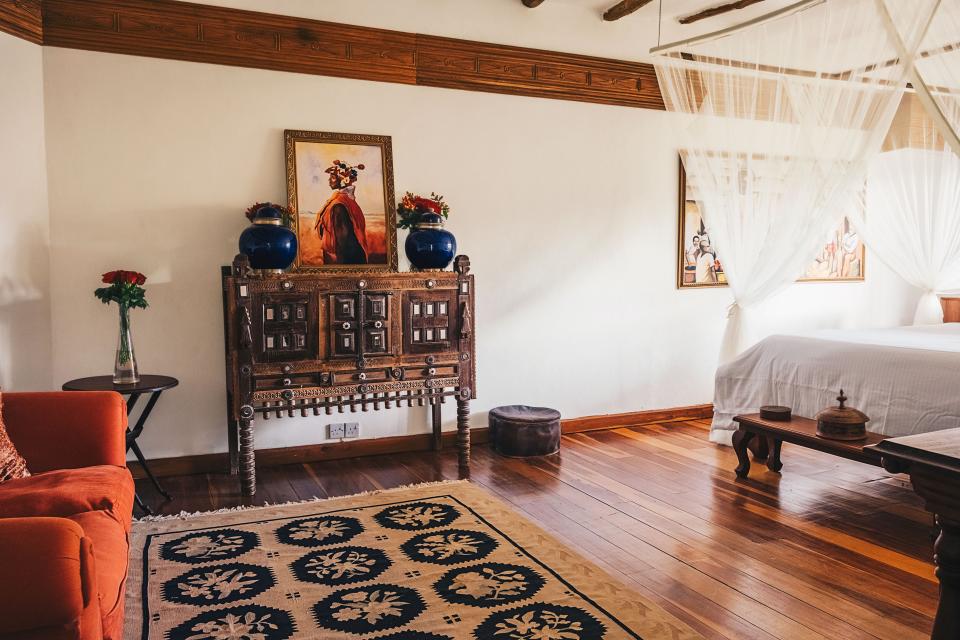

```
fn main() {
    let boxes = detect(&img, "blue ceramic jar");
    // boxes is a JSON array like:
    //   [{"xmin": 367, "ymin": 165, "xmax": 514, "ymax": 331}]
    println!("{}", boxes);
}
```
[
  {"xmin": 238, "ymin": 205, "xmax": 298, "ymax": 273},
  {"xmin": 405, "ymin": 213, "xmax": 457, "ymax": 270}
]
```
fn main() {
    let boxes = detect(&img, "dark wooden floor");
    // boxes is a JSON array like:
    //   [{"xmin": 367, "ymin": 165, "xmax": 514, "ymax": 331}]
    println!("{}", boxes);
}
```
[{"xmin": 137, "ymin": 420, "xmax": 937, "ymax": 640}]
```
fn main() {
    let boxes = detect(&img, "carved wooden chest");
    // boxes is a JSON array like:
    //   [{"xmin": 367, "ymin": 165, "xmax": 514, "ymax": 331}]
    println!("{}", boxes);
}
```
[{"xmin": 221, "ymin": 254, "xmax": 476, "ymax": 495}]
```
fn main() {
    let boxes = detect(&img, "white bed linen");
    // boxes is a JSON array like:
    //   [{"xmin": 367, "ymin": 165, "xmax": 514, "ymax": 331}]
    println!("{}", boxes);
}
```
[{"xmin": 711, "ymin": 324, "xmax": 960, "ymax": 445}]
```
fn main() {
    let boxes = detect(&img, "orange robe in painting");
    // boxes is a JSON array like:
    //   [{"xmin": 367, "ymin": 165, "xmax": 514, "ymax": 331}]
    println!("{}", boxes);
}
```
[{"xmin": 314, "ymin": 187, "xmax": 370, "ymax": 263}]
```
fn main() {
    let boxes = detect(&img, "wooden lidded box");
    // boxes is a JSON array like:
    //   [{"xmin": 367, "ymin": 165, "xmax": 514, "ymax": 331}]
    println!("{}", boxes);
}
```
[{"xmin": 815, "ymin": 390, "xmax": 869, "ymax": 441}]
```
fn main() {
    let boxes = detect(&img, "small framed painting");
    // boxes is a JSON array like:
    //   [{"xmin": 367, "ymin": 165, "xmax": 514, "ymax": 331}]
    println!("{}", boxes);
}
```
[
  {"xmin": 677, "ymin": 157, "xmax": 726, "ymax": 288},
  {"xmin": 677, "ymin": 157, "xmax": 865, "ymax": 288},
  {"xmin": 797, "ymin": 215, "xmax": 866, "ymax": 282},
  {"xmin": 285, "ymin": 130, "xmax": 398, "ymax": 271}
]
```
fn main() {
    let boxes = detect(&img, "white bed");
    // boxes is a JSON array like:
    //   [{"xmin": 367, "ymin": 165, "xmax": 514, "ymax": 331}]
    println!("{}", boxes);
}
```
[{"xmin": 711, "ymin": 324, "xmax": 960, "ymax": 445}]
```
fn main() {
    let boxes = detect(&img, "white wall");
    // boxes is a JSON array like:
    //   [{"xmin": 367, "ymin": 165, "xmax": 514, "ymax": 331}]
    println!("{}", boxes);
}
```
[
  {"xmin": 0, "ymin": 32, "xmax": 52, "ymax": 391},
  {"xmin": 39, "ymin": 45, "xmax": 918, "ymax": 460}
]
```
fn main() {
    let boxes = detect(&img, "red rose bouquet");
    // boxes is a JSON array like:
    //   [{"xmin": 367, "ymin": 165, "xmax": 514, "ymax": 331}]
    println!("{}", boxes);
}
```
[
  {"xmin": 95, "ymin": 270, "xmax": 149, "ymax": 309},
  {"xmin": 396, "ymin": 191, "xmax": 450, "ymax": 229},
  {"xmin": 95, "ymin": 270, "xmax": 148, "ymax": 383}
]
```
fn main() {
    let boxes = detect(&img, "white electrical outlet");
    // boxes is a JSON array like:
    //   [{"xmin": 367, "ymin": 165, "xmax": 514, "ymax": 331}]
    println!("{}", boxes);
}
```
[
  {"xmin": 345, "ymin": 422, "xmax": 360, "ymax": 438},
  {"xmin": 327, "ymin": 423, "xmax": 345, "ymax": 439}
]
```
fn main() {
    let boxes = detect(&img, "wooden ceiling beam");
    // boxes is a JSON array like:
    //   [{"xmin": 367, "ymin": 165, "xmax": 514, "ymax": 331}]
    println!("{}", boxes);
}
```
[
  {"xmin": 678, "ymin": 0, "xmax": 765, "ymax": 25},
  {"xmin": 603, "ymin": 0, "xmax": 655, "ymax": 22},
  {"xmin": 521, "ymin": 0, "xmax": 546, "ymax": 7},
  {"xmin": 41, "ymin": 0, "xmax": 666, "ymax": 111},
  {"xmin": 0, "ymin": 0, "xmax": 42, "ymax": 44}
]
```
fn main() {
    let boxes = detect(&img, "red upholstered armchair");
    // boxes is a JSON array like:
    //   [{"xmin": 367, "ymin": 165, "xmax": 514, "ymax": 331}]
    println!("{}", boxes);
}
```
[{"xmin": 0, "ymin": 392, "xmax": 134, "ymax": 640}]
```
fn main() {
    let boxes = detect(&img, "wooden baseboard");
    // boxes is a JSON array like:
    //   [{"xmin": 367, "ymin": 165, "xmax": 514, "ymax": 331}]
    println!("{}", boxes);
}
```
[
  {"xmin": 130, "ymin": 428, "xmax": 489, "ymax": 480},
  {"xmin": 561, "ymin": 403, "xmax": 713, "ymax": 434},
  {"xmin": 129, "ymin": 404, "xmax": 713, "ymax": 480}
]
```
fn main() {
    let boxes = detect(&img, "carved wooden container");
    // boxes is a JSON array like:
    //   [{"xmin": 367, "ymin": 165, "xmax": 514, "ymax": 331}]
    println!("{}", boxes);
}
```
[
  {"xmin": 816, "ymin": 390, "xmax": 869, "ymax": 441},
  {"xmin": 221, "ymin": 254, "xmax": 476, "ymax": 495}
]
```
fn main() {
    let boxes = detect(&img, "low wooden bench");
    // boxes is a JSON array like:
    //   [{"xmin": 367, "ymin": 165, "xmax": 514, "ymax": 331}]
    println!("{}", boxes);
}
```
[{"xmin": 732, "ymin": 413, "xmax": 887, "ymax": 478}]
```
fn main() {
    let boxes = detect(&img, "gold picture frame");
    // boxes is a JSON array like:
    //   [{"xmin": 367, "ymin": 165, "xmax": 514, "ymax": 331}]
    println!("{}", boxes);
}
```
[
  {"xmin": 677, "ymin": 156, "xmax": 726, "ymax": 288},
  {"xmin": 677, "ymin": 156, "xmax": 865, "ymax": 289},
  {"xmin": 285, "ymin": 129, "xmax": 399, "ymax": 272}
]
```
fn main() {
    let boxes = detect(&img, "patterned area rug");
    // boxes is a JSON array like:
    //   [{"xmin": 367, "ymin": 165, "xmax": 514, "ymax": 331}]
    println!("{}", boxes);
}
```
[{"xmin": 126, "ymin": 480, "xmax": 702, "ymax": 639}]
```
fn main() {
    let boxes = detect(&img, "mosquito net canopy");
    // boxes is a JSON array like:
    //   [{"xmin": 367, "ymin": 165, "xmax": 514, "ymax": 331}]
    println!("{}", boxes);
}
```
[{"xmin": 652, "ymin": 0, "xmax": 946, "ymax": 361}]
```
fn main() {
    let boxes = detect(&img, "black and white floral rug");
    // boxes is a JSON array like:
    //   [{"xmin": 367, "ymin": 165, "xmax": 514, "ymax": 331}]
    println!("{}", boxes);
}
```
[{"xmin": 125, "ymin": 480, "xmax": 702, "ymax": 639}]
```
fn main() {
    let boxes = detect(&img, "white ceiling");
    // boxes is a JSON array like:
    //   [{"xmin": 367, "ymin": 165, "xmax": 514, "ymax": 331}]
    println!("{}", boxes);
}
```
[
  {"xmin": 548, "ymin": 0, "xmax": 794, "ymax": 21},
  {"xmin": 544, "ymin": 0, "xmax": 800, "ymax": 46}
]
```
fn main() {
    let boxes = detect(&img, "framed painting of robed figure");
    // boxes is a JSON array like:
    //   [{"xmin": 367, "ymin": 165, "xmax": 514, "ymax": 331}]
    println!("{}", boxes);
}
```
[
  {"xmin": 285, "ymin": 130, "xmax": 399, "ymax": 272},
  {"xmin": 677, "ymin": 157, "xmax": 865, "ymax": 288}
]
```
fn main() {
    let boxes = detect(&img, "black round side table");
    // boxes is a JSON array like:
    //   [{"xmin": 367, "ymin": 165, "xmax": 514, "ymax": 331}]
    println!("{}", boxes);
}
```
[{"xmin": 62, "ymin": 374, "xmax": 179, "ymax": 515}]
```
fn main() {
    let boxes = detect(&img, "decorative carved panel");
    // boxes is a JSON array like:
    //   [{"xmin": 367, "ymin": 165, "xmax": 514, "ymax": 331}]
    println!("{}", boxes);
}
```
[
  {"xmin": 225, "ymin": 263, "xmax": 475, "ymax": 403},
  {"xmin": 415, "ymin": 34, "xmax": 663, "ymax": 110},
  {"xmin": 257, "ymin": 294, "xmax": 314, "ymax": 363},
  {"xmin": 403, "ymin": 291, "xmax": 457, "ymax": 354}
]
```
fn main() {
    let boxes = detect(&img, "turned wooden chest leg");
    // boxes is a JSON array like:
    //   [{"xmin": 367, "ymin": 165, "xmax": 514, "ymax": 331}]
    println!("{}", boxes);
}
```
[
  {"xmin": 239, "ymin": 418, "xmax": 256, "ymax": 496},
  {"xmin": 457, "ymin": 396, "xmax": 470, "ymax": 478},
  {"xmin": 432, "ymin": 401, "xmax": 443, "ymax": 452},
  {"xmin": 732, "ymin": 427, "xmax": 755, "ymax": 479}
]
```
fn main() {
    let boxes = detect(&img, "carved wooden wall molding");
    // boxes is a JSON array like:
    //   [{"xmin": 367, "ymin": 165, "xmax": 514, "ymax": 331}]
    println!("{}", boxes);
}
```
[
  {"xmin": 416, "ymin": 33, "xmax": 662, "ymax": 109},
  {"xmin": 39, "ymin": 0, "xmax": 664, "ymax": 110},
  {"xmin": 0, "ymin": 0, "xmax": 42, "ymax": 44},
  {"xmin": 42, "ymin": 0, "xmax": 418, "ymax": 84}
]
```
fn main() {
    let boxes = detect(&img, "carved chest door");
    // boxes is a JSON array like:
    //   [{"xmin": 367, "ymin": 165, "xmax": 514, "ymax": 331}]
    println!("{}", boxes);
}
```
[
  {"xmin": 403, "ymin": 290, "xmax": 457, "ymax": 354},
  {"xmin": 329, "ymin": 291, "xmax": 393, "ymax": 361},
  {"xmin": 256, "ymin": 294, "xmax": 315, "ymax": 362}
]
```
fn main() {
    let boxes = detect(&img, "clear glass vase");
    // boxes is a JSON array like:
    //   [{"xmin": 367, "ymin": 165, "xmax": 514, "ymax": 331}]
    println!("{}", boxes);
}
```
[{"xmin": 114, "ymin": 305, "xmax": 140, "ymax": 384}]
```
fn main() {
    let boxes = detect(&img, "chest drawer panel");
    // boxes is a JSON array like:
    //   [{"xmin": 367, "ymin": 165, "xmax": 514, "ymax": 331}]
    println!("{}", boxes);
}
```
[
  {"xmin": 333, "ymin": 330, "xmax": 358, "ymax": 356},
  {"xmin": 403, "ymin": 290, "xmax": 457, "ymax": 354},
  {"xmin": 366, "ymin": 294, "xmax": 389, "ymax": 320},
  {"xmin": 332, "ymin": 295, "xmax": 356, "ymax": 321}
]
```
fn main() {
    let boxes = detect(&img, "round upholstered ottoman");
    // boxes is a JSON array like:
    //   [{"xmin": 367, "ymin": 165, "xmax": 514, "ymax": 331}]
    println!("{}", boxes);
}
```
[{"xmin": 489, "ymin": 405, "xmax": 561, "ymax": 457}]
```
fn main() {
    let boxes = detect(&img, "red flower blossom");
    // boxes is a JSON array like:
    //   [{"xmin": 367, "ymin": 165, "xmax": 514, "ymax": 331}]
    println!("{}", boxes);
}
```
[
  {"xmin": 413, "ymin": 197, "xmax": 441, "ymax": 214},
  {"xmin": 96, "ymin": 270, "xmax": 149, "ymax": 310},
  {"xmin": 102, "ymin": 270, "xmax": 147, "ymax": 285},
  {"xmin": 396, "ymin": 191, "xmax": 450, "ymax": 230}
]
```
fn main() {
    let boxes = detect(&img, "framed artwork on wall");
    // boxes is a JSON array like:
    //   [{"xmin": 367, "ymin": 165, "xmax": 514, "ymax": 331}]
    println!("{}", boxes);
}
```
[
  {"xmin": 677, "ymin": 156, "xmax": 865, "ymax": 289},
  {"xmin": 677, "ymin": 156, "xmax": 726, "ymax": 288},
  {"xmin": 285, "ymin": 130, "xmax": 399, "ymax": 272},
  {"xmin": 797, "ymin": 215, "xmax": 866, "ymax": 282}
]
